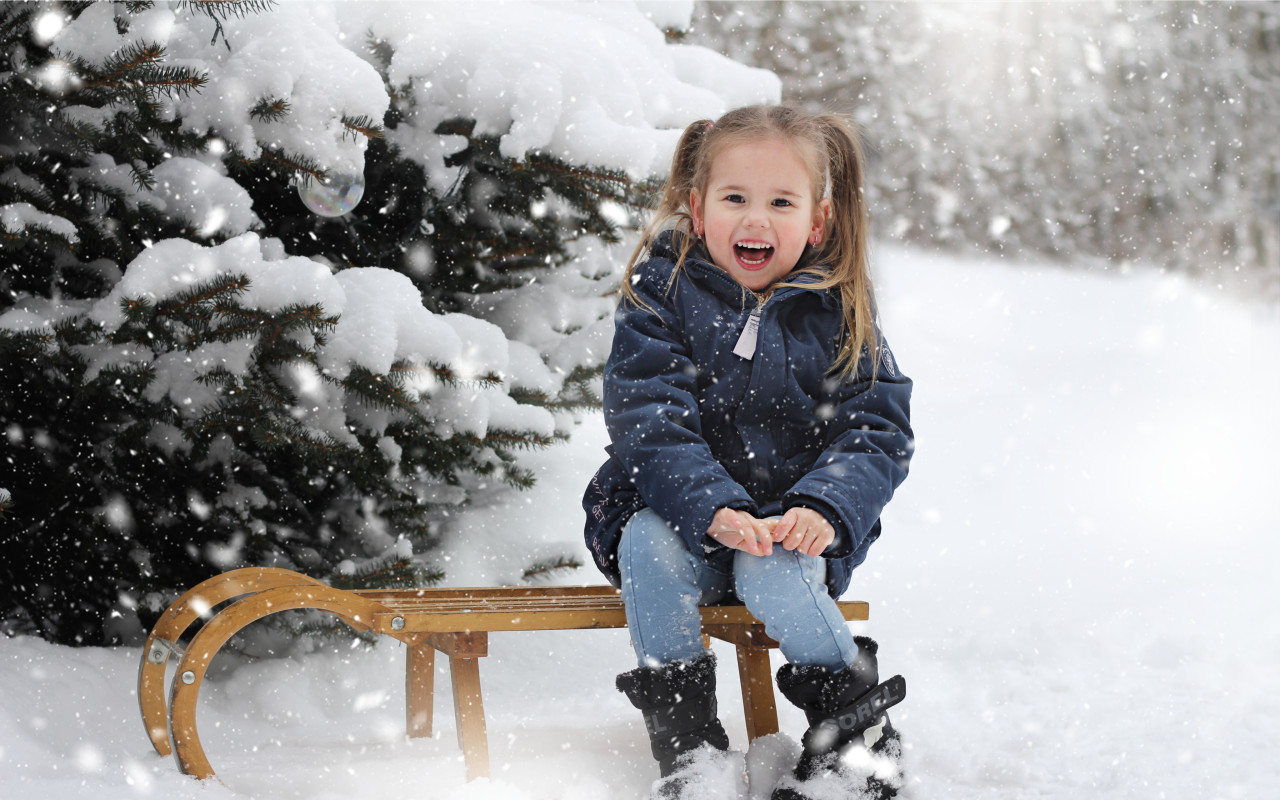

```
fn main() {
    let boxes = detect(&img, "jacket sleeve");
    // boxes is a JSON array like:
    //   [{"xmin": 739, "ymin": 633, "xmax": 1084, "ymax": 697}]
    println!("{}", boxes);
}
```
[
  {"xmin": 783, "ymin": 335, "xmax": 914, "ymax": 559},
  {"xmin": 603, "ymin": 267, "xmax": 757, "ymax": 554}
]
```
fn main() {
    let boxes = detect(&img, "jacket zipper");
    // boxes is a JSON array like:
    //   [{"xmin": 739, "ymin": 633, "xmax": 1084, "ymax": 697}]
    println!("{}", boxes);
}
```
[{"xmin": 732, "ymin": 302, "xmax": 764, "ymax": 360}]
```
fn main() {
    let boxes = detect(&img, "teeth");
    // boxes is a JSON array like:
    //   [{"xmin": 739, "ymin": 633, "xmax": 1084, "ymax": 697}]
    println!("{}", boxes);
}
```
[{"xmin": 735, "ymin": 241, "xmax": 772, "ymax": 266}]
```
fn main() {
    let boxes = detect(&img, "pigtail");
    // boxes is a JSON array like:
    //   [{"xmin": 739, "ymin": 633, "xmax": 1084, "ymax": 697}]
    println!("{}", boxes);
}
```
[
  {"xmin": 620, "ymin": 119, "xmax": 713, "ymax": 311},
  {"xmin": 810, "ymin": 114, "xmax": 880, "ymax": 382}
]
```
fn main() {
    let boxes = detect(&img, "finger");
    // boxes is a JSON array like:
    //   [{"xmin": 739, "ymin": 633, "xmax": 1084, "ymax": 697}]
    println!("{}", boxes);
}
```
[
  {"xmin": 718, "ymin": 510, "xmax": 751, "ymax": 546},
  {"xmin": 788, "ymin": 526, "xmax": 811, "ymax": 557},
  {"xmin": 734, "ymin": 512, "xmax": 762, "ymax": 555},
  {"xmin": 776, "ymin": 509, "xmax": 802, "ymax": 547},
  {"xmin": 736, "ymin": 517, "xmax": 763, "ymax": 556},
  {"xmin": 770, "ymin": 524, "xmax": 787, "ymax": 543},
  {"xmin": 714, "ymin": 530, "xmax": 755, "ymax": 554},
  {"xmin": 772, "ymin": 514, "xmax": 793, "ymax": 544},
  {"xmin": 754, "ymin": 520, "xmax": 774, "ymax": 555},
  {"xmin": 778, "ymin": 517, "xmax": 798, "ymax": 547},
  {"xmin": 742, "ymin": 514, "xmax": 768, "ymax": 552},
  {"xmin": 804, "ymin": 535, "xmax": 823, "ymax": 558},
  {"xmin": 805, "ymin": 529, "xmax": 833, "ymax": 557}
]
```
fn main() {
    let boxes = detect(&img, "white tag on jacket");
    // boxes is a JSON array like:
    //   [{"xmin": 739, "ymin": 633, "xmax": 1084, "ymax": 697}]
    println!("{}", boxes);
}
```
[{"xmin": 733, "ymin": 308, "xmax": 761, "ymax": 360}]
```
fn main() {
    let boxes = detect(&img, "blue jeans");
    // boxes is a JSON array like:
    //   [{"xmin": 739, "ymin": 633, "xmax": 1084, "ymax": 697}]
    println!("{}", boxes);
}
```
[{"xmin": 618, "ymin": 508, "xmax": 859, "ymax": 672}]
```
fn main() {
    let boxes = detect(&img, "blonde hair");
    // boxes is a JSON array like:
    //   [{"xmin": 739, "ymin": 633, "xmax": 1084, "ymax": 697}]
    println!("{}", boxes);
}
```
[{"xmin": 622, "ymin": 105, "xmax": 880, "ymax": 381}]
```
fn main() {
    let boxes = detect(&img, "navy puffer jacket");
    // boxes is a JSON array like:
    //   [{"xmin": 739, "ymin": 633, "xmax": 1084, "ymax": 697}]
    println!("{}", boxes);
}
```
[{"xmin": 582, "ymin": 232, "xmax": 913, "ymax": 598}]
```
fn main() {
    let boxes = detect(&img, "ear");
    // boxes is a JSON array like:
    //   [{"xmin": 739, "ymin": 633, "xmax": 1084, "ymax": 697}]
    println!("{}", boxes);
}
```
[
  {"xmin": 689, "ymin": 188, "xmax": 704, "ymax": 235},
  {"xmin": 810, "ymin": 198, "xmax": 832, "ymax": 245}
]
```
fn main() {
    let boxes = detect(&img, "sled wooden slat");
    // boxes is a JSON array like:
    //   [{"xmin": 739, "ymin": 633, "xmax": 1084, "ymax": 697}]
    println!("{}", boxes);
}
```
[{"xmin": 138, "ymin": 567, "xmax": 869, "ymax": 783}]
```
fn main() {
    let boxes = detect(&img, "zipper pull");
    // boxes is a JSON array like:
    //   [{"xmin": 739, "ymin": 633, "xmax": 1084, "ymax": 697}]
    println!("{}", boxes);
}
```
[{"xmin": 733, "ymin": 306, "xmax": 762, "ymax": 360}]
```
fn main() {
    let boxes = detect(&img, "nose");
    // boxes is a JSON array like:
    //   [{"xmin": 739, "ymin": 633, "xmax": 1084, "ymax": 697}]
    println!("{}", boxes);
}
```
[{"xmin": 743, "ymin": 201, "xmax": 770, "ymax": 230}]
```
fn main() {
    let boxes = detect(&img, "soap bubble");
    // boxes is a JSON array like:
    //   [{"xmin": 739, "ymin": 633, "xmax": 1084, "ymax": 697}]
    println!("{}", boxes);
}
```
[{"xmin": 298, "ymin": 172, "xmax": 365, "ymax": 217}]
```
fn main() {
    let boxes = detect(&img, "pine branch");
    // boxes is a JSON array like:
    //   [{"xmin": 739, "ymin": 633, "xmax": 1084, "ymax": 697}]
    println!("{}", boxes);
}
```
[
  {"xmin": 519, "ymin": 152, "xmax": 634, "ymax": 200},
  {"xmin": 93, "ymin": 41, "xmax": 165, "ymax": 83},
  {"xmin": 507, "ymin": 388, "xmax": 550, "ymax": 406},
  {"xmin": 56, "ymin": 117, "xmax": 107, "ymax": 153},
  {"xmin": 49, "ymin": 315, "xmax": 104, "ymax": 349},
  {"xmin": 128, "ymin": 159, "xmax": 155, "ymax": 191},
  {"xmin": 279, "ymin": 611, "xmax": 380, "ymax": 648},
  {"xmin": 427, "ymin": 364, "xmax": 502, "ymax": 386},
  {"xmin": 0, "ymin": 6, "xmax": 36, "ymax": 47},
  {"xmin": 247, "ymin": 304, "xmax": 336, "ymax": 360},
  {"xmin": 377, "ymin": 500, "xmax": 436, "ymax": 539},
  {"xmin": 153, "ymin": 274, "xmax": 250, "ymax": 319},
  {"xmin": 246, "ymin": 413, "xmax": 354, "ymax": 457},
  {"xmin": 341, "ymin": 365, "xmax": 422, "ymax": 414},
  {"xmin": 329, "ymin": 555, "xmax": 444, "ymax": 591},
  {"xmin": 133, "ymin": 67, "xmax": 210, "ymax": 98},
  {"xmin": 0, "ymin": 218, "xmax": 78, "ymax": 254},
  {"xmin": 341, "ymin": 114, "xmax": 385, "ymax": 141},
  {"xmin": 179, "ymin": 0, "xmax": 276, "ymax": 20},
  {"xmin": 498, "ymin": 462, "xmax": 537, "ymax": 490},
  {"xmin": 522, "ymin": 556, "xmax": 582, "ymax": 583},
  {"xmin": 67, "ymin": 42, "xmax": 208, "ymax": 103},
  {"xmin": 257, "ymin": 148, "xmax": 327, "ymax": 183},
  {"xmin": 363, "ymin": 33, "xmax": 396, "ymax": 74},
  {"xmin": 213, "ymin": 301, "xmax": 335, "ymax": 336},
  {"xmin": 240, "ymin": 363, "xmax": 296, "ymax": 410},
  {"xmin": 481, "ymin": 427, "xmax": 556, "ymax": 449},
  {"xmin": 530, "ymin": 364, "xmax": 605, "ymax": 413},
  {"xmin": 249, "ymin": 96, "xmax": 290, "ymax": 122},
  {"xmin": 87, "ymin": 359, "xmax": 157, "ymax": 390}
]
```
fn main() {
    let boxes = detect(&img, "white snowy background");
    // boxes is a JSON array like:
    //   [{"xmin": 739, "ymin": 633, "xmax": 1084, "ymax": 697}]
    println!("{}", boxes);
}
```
[
  {"xmin": 3, "ymin": 0, "xmax": 1278, "ymax": 798},
  {"xmin": 4, "ymin": 245, "xmax": 1277, "ymax": 800}
]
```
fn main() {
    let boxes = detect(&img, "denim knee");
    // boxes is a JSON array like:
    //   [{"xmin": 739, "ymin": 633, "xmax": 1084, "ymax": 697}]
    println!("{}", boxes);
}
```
[
  {"xmin": 732, "ymin": 549, "xmax": 855, "ymax": 671},
  {"xmin": 620, "ymin": 509, "xmax": 692, "ymax": 581},
  {"xmin": 732, "ymin": 547, "xmax": 826, "ymax": 603}
]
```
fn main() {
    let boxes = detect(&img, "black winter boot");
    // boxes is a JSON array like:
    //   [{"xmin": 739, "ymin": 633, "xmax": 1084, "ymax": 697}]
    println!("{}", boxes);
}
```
[
  {"xmin": 771, "ymin": 637, "xmax": 906, "ymax": 800},
  {"xmin": 616, "ymin": 653, "xmax": 732, "ymax": 779}
]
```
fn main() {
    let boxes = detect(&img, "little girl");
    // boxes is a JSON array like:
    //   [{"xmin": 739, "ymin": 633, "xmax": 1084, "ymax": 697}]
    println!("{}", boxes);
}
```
[{"xmin": 582, "ymin": 105, "xmax": 914, "ymax": 800}]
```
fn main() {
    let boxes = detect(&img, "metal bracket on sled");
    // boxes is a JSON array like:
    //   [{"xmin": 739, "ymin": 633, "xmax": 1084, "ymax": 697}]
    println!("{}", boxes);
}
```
[{"xmin": 147, "ymin": 637, "xmax": 185, "ymax": 665}]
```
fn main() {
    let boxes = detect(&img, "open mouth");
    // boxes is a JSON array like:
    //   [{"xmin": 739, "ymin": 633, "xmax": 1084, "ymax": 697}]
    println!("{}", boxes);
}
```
[{"xmin": 734, "ymin": 241, "xmax": 774, "ymax": 267}]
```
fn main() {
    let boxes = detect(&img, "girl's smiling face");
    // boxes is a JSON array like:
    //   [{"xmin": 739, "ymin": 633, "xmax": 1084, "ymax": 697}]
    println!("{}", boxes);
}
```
[{"xmin": 690, "ymin": 136, "xmax": 830, "ymax": 292}]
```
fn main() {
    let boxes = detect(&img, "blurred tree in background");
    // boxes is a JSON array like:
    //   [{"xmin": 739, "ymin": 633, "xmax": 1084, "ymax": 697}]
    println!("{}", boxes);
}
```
[{"xmin": 691, "ymin": 1, "xmax": 1279, "ymax": 287}]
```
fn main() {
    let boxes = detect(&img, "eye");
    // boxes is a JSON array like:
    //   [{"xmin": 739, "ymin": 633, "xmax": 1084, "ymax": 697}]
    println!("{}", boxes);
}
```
[
  {"xmin": 771, "ymin": 198, "xmax": 794, "ymax": 208},
  {"xmin": 723, "ymin": 193, "xmax": 745, "ymax": 204}
]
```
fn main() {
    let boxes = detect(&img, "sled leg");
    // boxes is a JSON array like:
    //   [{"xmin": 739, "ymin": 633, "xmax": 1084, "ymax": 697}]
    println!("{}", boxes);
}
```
[
  {"xmin": 427, "ymin": 632, "xmax": 490, "ymax": 781},
  {"xmin": 406, "ymin": 640, "xmax": 435, "ymax": 738},
  {"xmin": 451, "ymin": 655, "xmax": 489, "ymax": 780},
  {"xmin": 736, "ymin": 642, "xmax": 779, "ymax": 740}
]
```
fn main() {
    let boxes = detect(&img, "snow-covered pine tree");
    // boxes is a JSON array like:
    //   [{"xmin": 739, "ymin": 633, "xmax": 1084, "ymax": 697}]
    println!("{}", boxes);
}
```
[{"xmin": 0, "ymin": 1, "xmax": 778, "ymax": 645}]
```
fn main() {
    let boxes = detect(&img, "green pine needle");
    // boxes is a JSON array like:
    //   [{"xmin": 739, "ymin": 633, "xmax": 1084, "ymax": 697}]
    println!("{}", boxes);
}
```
[
  {"xmin": 249, "ymin": 96, "xmax": 290, "ymax": 122},
  {"xmin": 522, "ymin": 556, "xmax": 582, "ymax": 583}
]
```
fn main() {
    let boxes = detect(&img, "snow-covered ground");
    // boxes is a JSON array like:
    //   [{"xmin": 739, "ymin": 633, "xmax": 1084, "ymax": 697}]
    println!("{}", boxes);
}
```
[{"xmin": 3, "ymin": 246, "xmax": 1277, "ymax": 800}]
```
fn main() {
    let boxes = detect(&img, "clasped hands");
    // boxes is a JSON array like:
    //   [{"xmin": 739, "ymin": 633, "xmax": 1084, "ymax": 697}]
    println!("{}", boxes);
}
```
[{"xmin": 706, "ymin": 507, "xmax": 834, "ymax": 558}]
